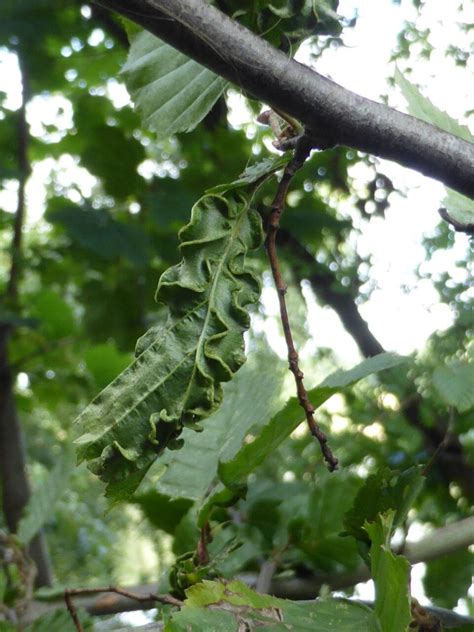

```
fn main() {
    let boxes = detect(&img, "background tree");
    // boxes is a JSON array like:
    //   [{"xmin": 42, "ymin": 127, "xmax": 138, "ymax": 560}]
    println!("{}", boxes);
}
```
[{"xmin": 0, "ymin": 1, "xmax": 473, "ymax": 630}]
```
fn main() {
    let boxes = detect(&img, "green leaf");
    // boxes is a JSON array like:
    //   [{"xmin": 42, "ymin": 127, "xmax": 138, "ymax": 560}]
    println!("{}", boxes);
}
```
[
  {"xmin": 153, "ymin": 348, "xmax": 286, "ymax": 503},
  {"xmin": 394, "ymin": 67, "xmax": 474, "ymax": 230},
  {"xmin": 84, "ymin": 342, "xmax": 133, "ymax": 390},
  {"xmin": 433, "ymin": 360, "xmax": 474, "ymax": 413},
  {"xmin": 165, "ymin": 579, "xmax": 380, "ymax": 631},
  {"xmin": 74, "ymin": 192, "xmax": 264, "ymax": 503},
  {"xmin": 219, "ymin": 353, "xmax": 408, "ymax": 490},
  {"xmin": 47, "ymin": 205, "xmax": 150, "ymax": 267},
  {"xmin": 343, "ymin": 466, "xmax": 424, "ymax": 549},
  {"xmin": 17, "ymin": 444, "xmax": 75, "ymax": 546},
  {"xmin": 121, "ymin": 31, "xmax": 228, "ymax": 141},
  {"xmin": 28, "ymin": 290, "xmax": 76, "ymax": 339},
  {"xmin": 440, "ymin": 190, "xmax": 474, "ymax": 232},
  {"xmin": 424, "ymin": 550, "xmax": 474, "ymax": 609},
  {"xmin": 394, "ymin": 67, "xmax": 473, "ymax": 143},
  {"xmin": 365, "ymin": 512, "xmax": 411, "ymax": 632},
  {"xmin": 206, "ymin": 155, "xmax": 291, "ymax": 195},
  {"xmin": 134, "ymin": 491, "xmax": 193, "ymax": 534}
]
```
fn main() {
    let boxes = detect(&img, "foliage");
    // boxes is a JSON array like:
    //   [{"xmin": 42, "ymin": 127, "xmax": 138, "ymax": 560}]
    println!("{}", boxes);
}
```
[{"xmin": 0, "ymin": 1, "xmax": 473, "ymax": 630}]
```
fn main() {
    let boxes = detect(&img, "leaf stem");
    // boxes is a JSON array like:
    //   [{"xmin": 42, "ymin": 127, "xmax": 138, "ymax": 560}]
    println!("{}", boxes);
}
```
[{"xmin": 265, "ymin": 136, "xmax": 338, "ymax": 472}]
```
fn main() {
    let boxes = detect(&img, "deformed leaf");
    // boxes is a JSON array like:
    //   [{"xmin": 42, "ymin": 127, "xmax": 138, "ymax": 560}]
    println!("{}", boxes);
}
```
[
  {"xmin": 365, "ymin": 512, "xmax": 411, "ymax": 632},
  {"xmin": 74, "ymin": 193, "xmax": 264, "ymax": 503},
  {"xmin": 433, "ymin": 360, "xmax": 474, "ymax": 413},
  {"xmin": 219, "ymin": 353, "xmax": 408, "ymax": 489},
  {"xmin": 17, "ymin": 444, "xmax": 75, "ymax": 546},
  {"xmin": 121, "ymin": 30, "xmax": 228, "ymax": 141}
]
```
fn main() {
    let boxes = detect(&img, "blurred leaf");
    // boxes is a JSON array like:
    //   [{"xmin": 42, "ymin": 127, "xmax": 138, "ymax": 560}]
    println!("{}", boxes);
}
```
[
  {"xmin": 165, "ymin": 579, "xmax": 380, "ymax": 631},
  {"xmin": 84, "ymin": 342, "xmax": 132, "ymax": 390},
  {"xmin": 47, "ymin": 205, "xmax": 150, "ymax": 268},
  {"xmin": 343, "ymin": 466, "xmax": 424, "ymax": 549},
  {"xmin": 28, "ymin": 290, "xmax": 76, "ymax": 339},
  {"xmin": 219, "ymin": 353, "xmax": 409, "ymax": 489},
  {"xmin": 27, "ymin": 607, "xmax": 93, "ymax": 631},
  {"xmin": 433, "ymin": 360, "xmax": 474, "ymax": 413},
  {"xmin": 394, "ymin": 67, "xmax": 474, "ymax": 230},
  {"xmin": 17, "ymin": 444, "xmax": 75, "ymax": 545},
  {"xmin": 121, "ymin": 31, "xmax": 228, "ymax": 140},
  {"xmin": 394, "ymin": 67, "xmax": 473, "ymax": 143},
  {"xmin": 134, "ymin": 491, "xmax": 193, "ymax": 534},
  {"xmin": 424, "ymin": 550, "xmax": 474, "ymax": 610},
  {"xmin": 365, "ymin": 512, "xmax": 411, "ymax": 632},
  {"xmin": 75, "ymin": 193, "xmax": 264, "ymax": 504},
  {"xmin": 440, "ymin": 190, "xmax": 474, "ymax": 232}
]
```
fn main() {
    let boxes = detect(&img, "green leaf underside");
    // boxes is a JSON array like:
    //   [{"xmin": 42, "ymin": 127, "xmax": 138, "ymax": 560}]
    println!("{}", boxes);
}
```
[
  {"xmin": 165, "ymin": 579, "xmax": 380, "ymax": 631},
  {"xmin": 219, "ymin": 352, "xmax": 408, "ymax": 489},
  {"xmin": 74, "ymin": 193, "xmax": 263, "ymax": 503},
  {"xmin": 121, "ymin": 31, "xmax": 228, "ymax": 140},
  {"xmin": 153, "ymin": 349, "xmax": 287, "ymax": 502},
  {"xmin": 394, "ymin": 67, "xmax": 474, "ymax": 228},
  {"xmin": 17, "ymin": 444, "xmax": 75, "ymax": 546},
  {"xmin": 365, "ymin": 513, "xmax": 411, "ymax": 632}
]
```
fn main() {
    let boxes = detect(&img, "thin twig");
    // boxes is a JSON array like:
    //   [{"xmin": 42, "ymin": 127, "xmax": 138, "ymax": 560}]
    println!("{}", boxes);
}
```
[
  {"xmin": 265, "ymin": 136, "xmax": 338, "ymax": 471},
  {"xmin": 197, "ymin": 522, "xmax": 212, "ymax": 566},
  {"xmin": 64, "ymin": 586, "xmax": 182, "ymax": 630},
  {"xmin": 64, "ymin": 591, "xmax": 84, "ymax": 632}
]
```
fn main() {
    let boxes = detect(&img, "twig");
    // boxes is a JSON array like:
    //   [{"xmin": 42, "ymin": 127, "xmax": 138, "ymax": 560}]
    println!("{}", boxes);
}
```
[
  {"xmin": 64, "ymin": 586, "xmax": 182, "ymax": 631},
  {"xmin": 64, "ymin": 591, "xmax": 84, "ymax": 632},
  {"xmin": 265, "ymin": 136, "xmax": 338, "ymax": 471},
  {"xmin": 197, "ymin": 522, "xmax": 212, "ymax": 566}
]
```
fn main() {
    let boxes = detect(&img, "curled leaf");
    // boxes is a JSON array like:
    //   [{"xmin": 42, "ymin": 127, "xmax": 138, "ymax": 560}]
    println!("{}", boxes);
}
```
[{"xmin": 75, "ymin": 193, "xmax": 264, "ymax": 502}]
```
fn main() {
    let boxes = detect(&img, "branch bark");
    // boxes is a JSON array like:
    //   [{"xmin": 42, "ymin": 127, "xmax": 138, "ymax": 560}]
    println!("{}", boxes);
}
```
[
  {"xmin": 94, "ymin": 0, "xmax": 474, "ymax": 199},
  {"xmin": 0, "ymin": 52, "xmax": 53, "ymax": 588}
]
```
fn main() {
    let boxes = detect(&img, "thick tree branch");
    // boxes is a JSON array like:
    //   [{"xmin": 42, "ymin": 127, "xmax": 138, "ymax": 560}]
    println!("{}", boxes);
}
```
[{"xmin": 94, "ymin": 0, "xmax": 474, "ymax": 198}]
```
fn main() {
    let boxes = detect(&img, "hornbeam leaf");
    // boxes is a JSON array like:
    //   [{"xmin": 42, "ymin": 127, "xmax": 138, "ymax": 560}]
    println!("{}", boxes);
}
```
[
  {"xmin": 74, "ymin": 193, "xmax": 264, "ymax": 503},
  {"xmin": 121, "ymin": 30, "xmax": 228, "ymax": 141}
]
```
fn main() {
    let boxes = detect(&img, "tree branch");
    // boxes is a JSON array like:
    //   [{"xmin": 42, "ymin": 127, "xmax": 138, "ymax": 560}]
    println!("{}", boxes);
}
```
[
  {"xmin": 0, "ymin": 52, "xmax": 53, "ymax": 589},
  {"xmin": 94, "ymin": 0, "xmax": 474, "ymax": 199}
]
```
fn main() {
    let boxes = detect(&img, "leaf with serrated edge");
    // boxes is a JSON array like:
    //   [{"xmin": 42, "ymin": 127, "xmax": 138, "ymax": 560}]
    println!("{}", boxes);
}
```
[
  {"xmin": 394, "ymin": 67, "xmax": 474, "ymax": 229},
  {"xmin": 365, "ymin": 512, "xmax": 411, "ymax": 632},
  {"xmin": 165, "ymin": 579, "xmax": 380, "ymax": 631},
  {"xmin": 219, "ymin": 352, "xmax": 408, "ymax": 489},
  {"xmin": 74, "ymin": 193, "xmax": 263, "ymax": 503},
  {"xmin": 121, "ymin": 31, "xmax": 228, "ymax": 141}
]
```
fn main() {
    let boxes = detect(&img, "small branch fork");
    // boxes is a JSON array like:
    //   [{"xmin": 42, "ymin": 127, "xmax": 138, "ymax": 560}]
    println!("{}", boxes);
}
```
[
  {"xmin": 265, "ymin": 135, "xmax": 338, "ymax": 472},
  {"xmin": 64, "ymin": 586, "xmax": 182, "ymax": 631}
]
